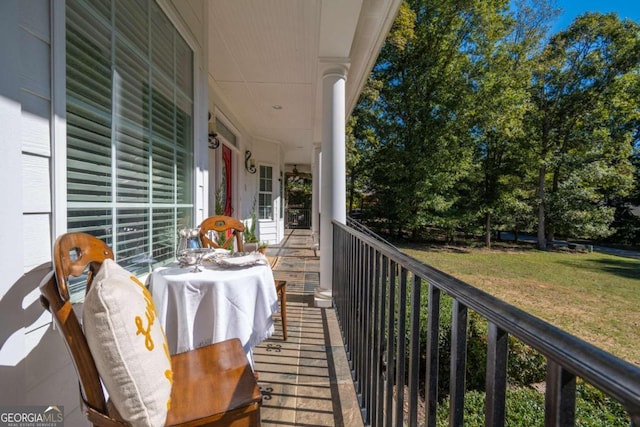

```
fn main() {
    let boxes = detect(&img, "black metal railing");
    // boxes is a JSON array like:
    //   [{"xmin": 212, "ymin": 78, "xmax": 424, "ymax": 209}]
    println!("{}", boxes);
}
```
[
  {"xmin": 286, "ymin": 207, "xmax": 311, "ymax": 229},
  {"xmin": 347, "ymin": 216, "xmax": 400, "ymax": 252},
  {"xmin": 332, "ymin": 221, "xmax": 640, "ymax": 427}
]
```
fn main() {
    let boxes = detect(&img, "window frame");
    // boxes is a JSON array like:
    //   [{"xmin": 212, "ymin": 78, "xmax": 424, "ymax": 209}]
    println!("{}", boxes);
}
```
[
  {"xmin": 63, "ymin": 0, "xmax": 200, "ymax": 300},
  {"xmin": 258, "ymin": 164, "xmax": 274, "ymax": 221}
]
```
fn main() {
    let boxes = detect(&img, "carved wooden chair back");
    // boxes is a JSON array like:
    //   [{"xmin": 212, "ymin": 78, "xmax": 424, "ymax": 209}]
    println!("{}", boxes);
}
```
[
  {"xmin": 199, "ymin": 215, "xmax": 245, "ymax": 252},
  {"xmin": 40, "ymin": 233, "xmax": 113, "ymax": 424}
]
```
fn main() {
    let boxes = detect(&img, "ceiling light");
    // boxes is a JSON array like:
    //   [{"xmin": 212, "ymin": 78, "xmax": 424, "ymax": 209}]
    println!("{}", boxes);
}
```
[{"xmin": 272, "ymin": 105, "xmax": 283, "ymax": 110}]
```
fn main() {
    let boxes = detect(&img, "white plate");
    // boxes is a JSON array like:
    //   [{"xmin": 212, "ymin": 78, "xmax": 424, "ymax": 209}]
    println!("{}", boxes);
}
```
[
  {"xmin": 213, "ymin": 248, "xmax": 231, "ymax": 256},
  {"xmin": 215, "ymin": 253, "xmax": 267, "ymax": 267}
]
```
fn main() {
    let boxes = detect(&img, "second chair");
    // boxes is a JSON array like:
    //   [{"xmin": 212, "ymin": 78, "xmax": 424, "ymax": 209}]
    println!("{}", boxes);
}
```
[{"xmin": 199, "ymin": 215, "xmax": 245, "ymax": 252}]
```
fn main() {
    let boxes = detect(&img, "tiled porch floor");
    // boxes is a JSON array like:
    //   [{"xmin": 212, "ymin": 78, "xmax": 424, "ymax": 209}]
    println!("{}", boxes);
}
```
[{"xmin": 254, "ymin": 229, "xmax": 363, "ymax": 426}]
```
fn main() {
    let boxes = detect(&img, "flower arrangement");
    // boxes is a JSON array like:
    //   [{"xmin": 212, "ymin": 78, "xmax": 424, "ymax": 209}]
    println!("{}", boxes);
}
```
[{"xmin": 257, "ymin": 241, "xmax": 268, "ymax": 254}]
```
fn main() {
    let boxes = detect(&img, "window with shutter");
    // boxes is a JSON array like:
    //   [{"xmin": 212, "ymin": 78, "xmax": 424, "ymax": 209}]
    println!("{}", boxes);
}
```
[
  {"xmin": 258, "ymin": 165, "xmax": 273, "ymax": 220},
  {"xmin": 66, "ymin": 0, "xmax": 194, "ymax": 298}
]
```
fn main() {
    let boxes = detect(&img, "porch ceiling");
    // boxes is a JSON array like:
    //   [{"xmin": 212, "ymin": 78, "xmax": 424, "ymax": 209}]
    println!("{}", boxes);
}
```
[{"xmin": 207, "ymin": 0, "xmax": 401, "ymax": 166}]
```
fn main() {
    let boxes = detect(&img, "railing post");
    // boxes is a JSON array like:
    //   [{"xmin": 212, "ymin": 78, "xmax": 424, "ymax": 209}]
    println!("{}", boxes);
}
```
[
  {"xmin": 348, "ymin": 229, "xmax": 356, "ymax": 362},
  {"xmin": 545, "ymin": 360, "xmax": 576, "ymax": 427},
  {"xmin": 342, "ymin": 229, "xmax": 352, "ymax": 360},
  {"xmin": 371, "ymin": 251, "xmax": 384, "ymax": 427},
  {"xmin": 408, "ymin": 274, "xmax": 422, "ymax": 426},
  {"xmin": 384, "ymin": 261, "xmax": 397, "ymax": 427},
  {"xmin": 449, "ymin": 300, "xmax": 468, "ymax": 427},
  {"xmin": 485, "ymin": 322, "xmax": 508, "ymax": 427},
  {"xmin": 394, "ymin": 268, "xmax": 408, "ymax": 427},
  {"xmin": 355, "ymin": 239, "xmax": 365, "ymax": 410},
  {"xmin": 362, "ymin": 244, "xmax": 373, "ymax": 423},
  {"xmin": 374, "ymin": 255, "xmax": 388, "ymax": 427},
  {"xmin": 425, "ymin": 284, "xmax": 440, "ymax": 427}
]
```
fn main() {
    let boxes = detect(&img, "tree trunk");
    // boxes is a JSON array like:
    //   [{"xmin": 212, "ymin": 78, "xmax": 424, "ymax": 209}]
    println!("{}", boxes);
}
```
[
  {"xmin": 546, "ymin": 167, "xmax": 561, "ymax": 249},
  {"xmin": 485, "ymin": 212, "xmax": 492, "ymax": 248},
  {"xmin": 537, "ymin": 163, "xmax": 547, "ymax": 250}
]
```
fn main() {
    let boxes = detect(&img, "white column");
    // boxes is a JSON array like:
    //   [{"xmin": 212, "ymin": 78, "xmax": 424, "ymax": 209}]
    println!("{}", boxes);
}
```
[
  {"xmin": 311, "ymin": 143, "xmax": 321, "ymax": 239},
  {"xmin": 315, "ymin": 67, "xmax": 347, "ymax": 307}
]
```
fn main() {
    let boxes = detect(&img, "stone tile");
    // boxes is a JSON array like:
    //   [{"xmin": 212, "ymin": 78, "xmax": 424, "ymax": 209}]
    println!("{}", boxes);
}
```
[
  {"xmin": 253, "ymin": 229, "xmax": 363, "ymax": 427},
  {"xmin": 259, "ymin": 381, "xmax": 297, "ymax": 426}
]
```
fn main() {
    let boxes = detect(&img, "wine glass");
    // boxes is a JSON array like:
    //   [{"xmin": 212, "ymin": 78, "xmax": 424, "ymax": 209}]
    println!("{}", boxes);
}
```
[
  {"xmin": 191, "ymin": 248, "xmax": 209, "ymax": 272},
  {"xmin": 177, "ymin": 248, "xmax": 209, "ymax": 272}
]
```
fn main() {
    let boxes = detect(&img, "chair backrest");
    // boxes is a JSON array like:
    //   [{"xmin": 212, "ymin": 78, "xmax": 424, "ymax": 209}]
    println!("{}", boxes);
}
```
[
  {"xmin": 199, "ymin": 215, "xmax": 245, "ymax": 252},
  {"xmin": 39, "ymin": 232, "xmax": 114, "ymax": 422}
]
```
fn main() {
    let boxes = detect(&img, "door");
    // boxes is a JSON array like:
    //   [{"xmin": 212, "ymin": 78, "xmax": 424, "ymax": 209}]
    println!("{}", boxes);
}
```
[{"xmin": 222, "ymin": 145, "xmax": 233, "ymax": 216}]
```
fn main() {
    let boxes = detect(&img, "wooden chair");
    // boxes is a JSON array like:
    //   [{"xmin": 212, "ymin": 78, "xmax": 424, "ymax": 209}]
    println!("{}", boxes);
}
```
[
  {"xmin": 266, "ymin": 257, "xmax": 288, "ymax": 341},
  {"xmin": 39, "ymin": 232, "xmax": 262, "ymax": 427},
  {"xmin": 199, "ymin": 215, "xmax": 245, "ymax": 252}
]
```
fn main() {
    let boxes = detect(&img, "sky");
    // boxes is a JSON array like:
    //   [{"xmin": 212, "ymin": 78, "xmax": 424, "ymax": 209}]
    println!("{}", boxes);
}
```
[{"xmin": 552, "ymin": 0, "xmax": 640, "ymax": 32}]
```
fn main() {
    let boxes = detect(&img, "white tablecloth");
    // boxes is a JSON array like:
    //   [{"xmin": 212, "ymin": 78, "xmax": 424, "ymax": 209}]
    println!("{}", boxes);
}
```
[{"xmin": 150, "ymin": 258, "xmax": 278, "ymax": 361}]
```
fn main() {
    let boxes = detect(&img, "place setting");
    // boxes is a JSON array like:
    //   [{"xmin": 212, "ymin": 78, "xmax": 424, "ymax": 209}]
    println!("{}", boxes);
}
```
[{"xmin": 177, "ymin": 247, "xmax": 268, "ymax": 272}]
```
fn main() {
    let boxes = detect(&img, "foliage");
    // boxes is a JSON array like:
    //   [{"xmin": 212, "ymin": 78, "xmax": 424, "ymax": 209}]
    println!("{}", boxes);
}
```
[
  {"xmin": 607, "ymin": 205, "xmax": 640, "ymax": 246},
  {"xmin": 286, "ymin": 176, "xmax": 312, "ymax": 208},
  {"xmin": 461, "ymin": 0, "xmax": 555, "ymax": 247},
  {"xmin": 363, "ymin": 0, "xmax": 483, "ymax": 237},
  {"xmin": 214, "ymin": 182, "xmax": 225, "ymax": 216},
  {"xmin": 545, "ymin": 166, "xmax": 617, "ymax": 239},
  {"xmin": 349, "ymin": 0, "xmax": 640, "ymax": 247},
  {"xmin": 528, "ymin": 12, "xmax": 640, "ymax": 247},
  {"xmin": 415, "ymin": 292, "xmax": 545, "ymax": 399},
  {"xmin": 403, "ymin": 273, "xmax": 625, "ymax": 426},
  {"xmin": 435, "ymin": 383, "xmax": 629, "ymax": 426},
  {"xmin": 244, "ymin": 195, "xmax": 258, "ymax": 243}
]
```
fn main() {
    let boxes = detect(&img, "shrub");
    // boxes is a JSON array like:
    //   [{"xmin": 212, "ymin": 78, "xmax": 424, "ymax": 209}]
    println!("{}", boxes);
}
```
[
  {"xmin": 387, "ymin": 275, "xmax": 628, "ymax": 425},
  {"xmin": 575, "ymin": 381, "xmax": 629, "ymax": 426},
  {"xmin": 413, "ymin": 288, "xmax": 545, "ymax": 399},
  {"xmin": 435, "ymin": 383, "xmax": 630, "ymax": 427}
]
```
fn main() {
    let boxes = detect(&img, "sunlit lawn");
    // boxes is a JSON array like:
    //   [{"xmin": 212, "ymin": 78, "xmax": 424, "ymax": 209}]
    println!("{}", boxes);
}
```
[{"xmin": 400, "ymin": 243, "xmax": 640, "ymax": 366}]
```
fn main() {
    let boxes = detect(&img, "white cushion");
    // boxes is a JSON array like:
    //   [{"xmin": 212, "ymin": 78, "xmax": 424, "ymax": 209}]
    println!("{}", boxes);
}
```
[{"xmin": 83, "ymin": 259, "xmax": 172, "ymax": 427}]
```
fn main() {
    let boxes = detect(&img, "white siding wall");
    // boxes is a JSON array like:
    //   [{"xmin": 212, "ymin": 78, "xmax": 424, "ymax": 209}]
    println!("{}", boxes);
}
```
[
  {"xmin": 0, "ymin": 1, "xmax": 209, "ymax": 423},
  {"xmin": 20, "ymin": 1, "xmax": 53, "ymax": 272},
  {"xmin": 0, "ymin": 0, "xmax": 84, "ymax": 421}
]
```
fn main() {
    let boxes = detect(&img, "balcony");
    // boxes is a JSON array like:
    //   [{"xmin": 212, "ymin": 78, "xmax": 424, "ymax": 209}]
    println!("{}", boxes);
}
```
[{"xmin": 256, "ymin": 226, "xmax": 640, "ymax": 426}]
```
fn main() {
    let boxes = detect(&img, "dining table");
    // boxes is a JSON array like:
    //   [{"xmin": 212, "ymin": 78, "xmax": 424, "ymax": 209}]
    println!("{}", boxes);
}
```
[{"xmin": 149, "ymin": 251, "xmax": 279, "ymax": 365}]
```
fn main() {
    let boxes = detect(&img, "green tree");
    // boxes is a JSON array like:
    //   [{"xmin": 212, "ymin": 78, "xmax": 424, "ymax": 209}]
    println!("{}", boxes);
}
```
[
  {"xmin": 529, "ymin": 12, "xmax": 640, "ymax": 248},
  {"xmin": 367, "ymin": 0, "xmax": 506, "ymax": 238},
  {"xmin": 348, "ymin": 2, "xmax": 416, "ymax": 234},
  {"xmin": 462, "ymin": 0, "xmax": 557, "ymax": 247},
  {"xmin": 347, "ymin": 77, "xmax": 384, "ymax": 217}
]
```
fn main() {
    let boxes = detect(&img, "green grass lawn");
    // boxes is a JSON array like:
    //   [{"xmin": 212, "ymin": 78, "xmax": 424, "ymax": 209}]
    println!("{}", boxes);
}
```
[{"xmin": 400, "ymin": 243, "xmax": 640, "ymax": 366}]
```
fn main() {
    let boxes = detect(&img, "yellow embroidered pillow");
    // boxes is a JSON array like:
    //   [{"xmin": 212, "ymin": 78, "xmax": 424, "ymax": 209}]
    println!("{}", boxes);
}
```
[{"xmin": 83, "ymin": 259, "xmax": 172, "ymax": 427}]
